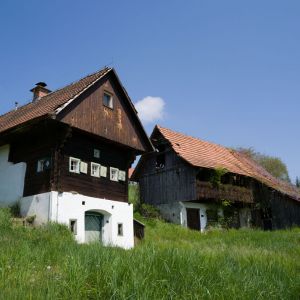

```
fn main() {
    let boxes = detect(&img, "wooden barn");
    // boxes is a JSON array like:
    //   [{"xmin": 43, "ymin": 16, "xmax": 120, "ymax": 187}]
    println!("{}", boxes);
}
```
[
  {"xmin": 133, "ymin": 126, "xmax": 300, "ymax": 231},
  {"xmin": 0, "ymin": 67, "xmax": 153, "ymax": 248}
]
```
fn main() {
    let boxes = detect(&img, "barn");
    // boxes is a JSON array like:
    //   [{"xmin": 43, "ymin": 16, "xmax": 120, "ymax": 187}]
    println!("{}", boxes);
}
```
[{"xmin": 133, "ymin": 126, "xmax": 300, "ymax": 231}]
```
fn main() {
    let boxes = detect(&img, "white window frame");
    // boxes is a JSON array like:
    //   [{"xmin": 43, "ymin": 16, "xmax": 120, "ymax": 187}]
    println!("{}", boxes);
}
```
[
  {"xmin": 69, "ymin": 157, "xmax": 81, "ymax": 174},
  {"xmin": 103, "ymin": 92, "xmax": 113, "ymax": 109},
  {"xmin": 91, "ymin": 162, "xmax": 101, "ymax": 178},
  {"xmin": 110, "ymin": 167, "xmax": 119, "ymax": 182}
]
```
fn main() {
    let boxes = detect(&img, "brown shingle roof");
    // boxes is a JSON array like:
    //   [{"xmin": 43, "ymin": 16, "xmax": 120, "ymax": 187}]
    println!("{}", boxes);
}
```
[
  {"xmin": 0, "ymin": 67, "xmax": 111, "ymax": 134},
  {"xmin": 155, "ymin": 125, "xmax": 300, "ymax": 202}
]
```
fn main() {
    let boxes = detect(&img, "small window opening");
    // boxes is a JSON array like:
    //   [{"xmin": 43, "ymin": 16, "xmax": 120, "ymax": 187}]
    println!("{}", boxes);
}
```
[
  {"xmin": 69, "ymin": 157, "xmax": 80, "ymax": 174},
  {"xmin": 117, "ymin": 223, "xmax": 123, "ymax": 236},
  {"xmin": 155, "ymin": 145, "xmax": 166, "ymax": 169},
  {"xmin": 94, "ymin": 149, "xmax": 100, "ymax": 158},
  {"xmin": 103, "ymin": 92, "xmax": 113, "ymax": 109},
  {"xmin": 69, "ymin": 219, "xmax": 77, "ymax": 235},
  {"xmin": 37, "ymin": 157, "xmax": 51, "ymax": 172}
]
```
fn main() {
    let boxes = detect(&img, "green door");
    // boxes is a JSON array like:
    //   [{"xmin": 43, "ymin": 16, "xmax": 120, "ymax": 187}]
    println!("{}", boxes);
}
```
[{"xmin": 85, "ymin": 213, "xmax": 103, "ymax": 243}]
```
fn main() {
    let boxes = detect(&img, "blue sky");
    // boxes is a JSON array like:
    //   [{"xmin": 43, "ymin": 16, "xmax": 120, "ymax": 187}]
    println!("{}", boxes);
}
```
[{"xmin": 0, "ymin": 1, "xmax": 299, "ymax": 181}]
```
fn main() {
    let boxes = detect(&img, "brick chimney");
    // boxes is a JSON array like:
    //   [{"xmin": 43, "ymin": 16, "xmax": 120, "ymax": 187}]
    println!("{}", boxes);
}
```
[{"xmin": 30, "ymin": 82, "xmax": 51, "ymax": 102}]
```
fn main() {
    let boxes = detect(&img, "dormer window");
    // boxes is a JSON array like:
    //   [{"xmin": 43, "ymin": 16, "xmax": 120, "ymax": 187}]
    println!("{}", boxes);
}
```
[{"xmin": 103, "ymin": 92, "xmax": 113, "ymax": 109}]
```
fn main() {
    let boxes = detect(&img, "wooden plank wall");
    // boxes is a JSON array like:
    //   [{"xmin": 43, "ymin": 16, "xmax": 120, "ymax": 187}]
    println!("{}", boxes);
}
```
[
  {"xmin": 57, "ymin": 75, "xmax": 147, "ymax": 152},
  {"xmin": 58, "ymin": 132, "xmax": 133, "ymax": 202},
  {"xmin": 139, "ymin": 148, "xmax": 197, "ymax": 205}
]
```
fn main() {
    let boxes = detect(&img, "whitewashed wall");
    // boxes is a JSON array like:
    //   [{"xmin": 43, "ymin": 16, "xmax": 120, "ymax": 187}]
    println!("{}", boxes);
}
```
[
  {"xmin": 20, "ymin": 191, "xmax": 134, "ymax": 249},
  {"xmin": 0, "ymin": 145, "xmax": 26, "ymax": 206}
]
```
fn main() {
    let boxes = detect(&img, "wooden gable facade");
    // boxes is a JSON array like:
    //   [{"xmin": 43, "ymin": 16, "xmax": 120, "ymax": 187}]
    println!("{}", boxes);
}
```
[{"xmin": 0, "ymin": 68, "xmax": 153, "ymax": 203}]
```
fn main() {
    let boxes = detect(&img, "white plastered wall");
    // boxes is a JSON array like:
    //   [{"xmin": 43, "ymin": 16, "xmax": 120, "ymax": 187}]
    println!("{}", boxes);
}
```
[
  {"xmin": 179, "ymin": 202, "xmax": 223, "ymax": 232},
  {"xmin": 20, "ymin": 191, "xmax": 134, "ymax": 249},
  {"xmin": 0, "ymin": 145, "xmax": 26, "ymax": 206}
]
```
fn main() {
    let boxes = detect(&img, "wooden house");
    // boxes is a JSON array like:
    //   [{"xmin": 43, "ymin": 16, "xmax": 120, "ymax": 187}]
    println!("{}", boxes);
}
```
[
  {"xmin": 133, "ymin": 126, "xmax": 300, "ymax": 231},
  {"xmin": 0, "ymin": 67, "xmax": 153, "ymax": 249}
]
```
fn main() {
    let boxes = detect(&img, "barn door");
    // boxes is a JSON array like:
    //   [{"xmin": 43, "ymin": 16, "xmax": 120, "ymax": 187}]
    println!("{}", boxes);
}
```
[
  {"xmin": 85, "ymin": 212, "xmax": 103, "ymax": 243},
  {"xmin": 186, "ymin": 208, "xmax": 200, "ymax": 231}
]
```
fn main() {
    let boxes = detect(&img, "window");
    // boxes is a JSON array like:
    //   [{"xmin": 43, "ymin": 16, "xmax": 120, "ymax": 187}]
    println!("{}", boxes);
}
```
[
  {"xmin": 110, "ymin": 167, "xmax": 119, "ymax": 182},
  {"xmin": 103, "ymin": 92, "xmax": 113, "ymax": 109},
  {"xmin": 37, "ymin": 157, "xmax": 51, "ymax": 172},
  {"xmin": 118, "ymin": 170, "xmax": 126, "ymax": 181},
  {"xmin": 117, "ymin": 223, "xmax": 123, "ymax": 236},
  {"xmin": 94, "ymin": 149, "xmax": 100, "ymax": 158},
  {"xmin": 69, "ymin": 157, "xmax": 80, "ymax": 174},
  {"xmin": 91, "ymin": 162, "xmax": 100, "ymax": 177},
  {"xmin": 69, "ymin": 219, "xmax": 77, "ymax": 235}
]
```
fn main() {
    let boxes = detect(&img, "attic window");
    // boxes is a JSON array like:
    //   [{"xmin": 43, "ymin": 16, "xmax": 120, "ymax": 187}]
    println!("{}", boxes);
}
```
[
  {"xmin": 103, "ymin": 92, "xmax": 113, "ymax": 109},
  {"xmin": 69, "ymin": 157, "xmax": 80, "ymax": 174},
  {"xmin": 155, "ymin": 145, "xmax": 166, "ymax": 170}
]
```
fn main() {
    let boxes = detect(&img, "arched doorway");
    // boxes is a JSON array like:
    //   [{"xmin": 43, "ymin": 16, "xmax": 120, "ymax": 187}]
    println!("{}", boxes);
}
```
[{"xmin": 85, "ymin": 211, "xmax": 104, "ymax": 243}]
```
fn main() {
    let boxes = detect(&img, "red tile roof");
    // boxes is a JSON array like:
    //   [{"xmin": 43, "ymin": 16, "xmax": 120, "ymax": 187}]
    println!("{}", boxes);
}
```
[
  {"xmin": 0, "ymin": 67, "xmax": 111, "ymax": 134},
  {"xmin": 155, "ymin": 125, "xmax": 300, "ymax": 202},
  {"xmin": 128, "ymin": 168, "xmax": 135, "ymax": 179}
]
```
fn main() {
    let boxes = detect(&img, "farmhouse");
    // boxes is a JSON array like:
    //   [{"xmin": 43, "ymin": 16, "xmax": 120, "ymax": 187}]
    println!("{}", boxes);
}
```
[
  {"xmin": 133, "ymin": 126, "xmax": 300, "ymax": 231},
  {"xmin": 0, "ymin": 67, "xmax": 153, "ymax": 249}
]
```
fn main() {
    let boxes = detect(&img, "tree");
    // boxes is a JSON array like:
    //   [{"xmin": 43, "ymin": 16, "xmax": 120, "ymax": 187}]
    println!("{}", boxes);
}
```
[
  {"xmin": 237, "ymin": 147, "xmax": 291, "ymax": 182},
  {"xmin": 296, "ymin": 177, "xmax": 300, "ymax": 188}
]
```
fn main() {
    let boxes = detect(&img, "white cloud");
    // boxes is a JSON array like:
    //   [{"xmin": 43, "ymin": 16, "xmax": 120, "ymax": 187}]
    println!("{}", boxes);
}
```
[{"xmin": 135, "ymin": 96, "xmax": 165, "ymax": 124}]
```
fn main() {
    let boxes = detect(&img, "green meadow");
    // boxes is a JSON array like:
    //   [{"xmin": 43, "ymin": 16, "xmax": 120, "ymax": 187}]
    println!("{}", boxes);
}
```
[{"xmin": 0, "ymin": 208, "xmax": 299, "ymax": 299}]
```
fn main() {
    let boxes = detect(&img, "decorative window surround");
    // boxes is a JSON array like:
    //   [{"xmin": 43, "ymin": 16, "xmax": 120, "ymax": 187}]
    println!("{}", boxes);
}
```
[
  {"xmin": 91, "ymin": 162, "xmax": 101, "ymax": 177},
  {"xmin": 69, "ymin": 157, "xmax": 81, "ymax": 174},
  {"xmin": 110, "ymin": 167, "xmax": 119, "ymax": 182}
]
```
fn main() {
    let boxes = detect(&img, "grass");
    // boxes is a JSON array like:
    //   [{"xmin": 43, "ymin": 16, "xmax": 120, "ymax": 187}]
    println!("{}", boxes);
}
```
[{"xmin": 0, "ymin": 208, "xmax": 299, "ymax": 299}]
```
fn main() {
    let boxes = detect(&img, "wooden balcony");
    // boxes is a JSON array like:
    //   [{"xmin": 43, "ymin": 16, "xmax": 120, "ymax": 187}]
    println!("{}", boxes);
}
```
[{"xmin": 196, "ymin": 181, "xmax": 254, "ymax": 204}]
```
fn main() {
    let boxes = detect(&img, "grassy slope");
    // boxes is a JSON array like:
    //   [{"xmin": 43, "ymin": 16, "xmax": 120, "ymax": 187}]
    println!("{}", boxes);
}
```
[{"xmin": 0, "ymin": 209, "xmax": 299, "ymax": 299}]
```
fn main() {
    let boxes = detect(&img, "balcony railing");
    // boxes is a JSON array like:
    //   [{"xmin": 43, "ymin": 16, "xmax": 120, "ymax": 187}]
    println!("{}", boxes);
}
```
[{"xmin": 196, "ymin": 181, "xmax": 254, "ymax": 204}]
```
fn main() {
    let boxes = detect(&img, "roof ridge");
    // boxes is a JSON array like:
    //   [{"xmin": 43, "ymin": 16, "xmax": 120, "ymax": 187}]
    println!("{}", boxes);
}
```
[
  {"xmin": 45, "ymin": 66, "xmax": 111, "ymax": 99},
  {"xmin": 157, "ymin": 125, "xmax": 231, "ymax": 151}
]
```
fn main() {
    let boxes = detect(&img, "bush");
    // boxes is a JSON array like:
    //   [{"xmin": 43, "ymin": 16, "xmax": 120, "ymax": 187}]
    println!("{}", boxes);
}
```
[{"xmin": 138, "ymin": 203, "xmax": 161, "ymax": 219}]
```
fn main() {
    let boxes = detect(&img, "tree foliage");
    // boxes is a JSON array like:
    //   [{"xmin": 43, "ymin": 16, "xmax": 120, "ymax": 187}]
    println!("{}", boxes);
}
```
[
  {"xmin": 237, "ymin": 147, "xmax": 291, "ymax": 183},
  {"xmin": 296, "ymin": 177, "xmax": 300, "ymax": 188}
]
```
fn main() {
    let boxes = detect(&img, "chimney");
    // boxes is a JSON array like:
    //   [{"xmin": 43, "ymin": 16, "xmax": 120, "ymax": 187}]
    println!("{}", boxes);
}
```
[{"xmin": 30, "ymin": 82, "xmax": 51, "ymax": 102}]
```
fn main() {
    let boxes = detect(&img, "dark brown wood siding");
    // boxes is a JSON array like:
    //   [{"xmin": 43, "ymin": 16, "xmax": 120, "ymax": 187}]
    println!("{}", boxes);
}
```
[
  {"xmin": 138, "ymin": 148, "xmax": 197, "ymax": 205},
  {"xmin": 57, "ymin": 75, "xmax": 147, "ymax": 152},
  {"xmin": 57, "ymin": 131, "xmax": 133, "ymax": 202},
  {"xmin": 8, "ymin": 121, "xmax": 59, "ymax": 197}
]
